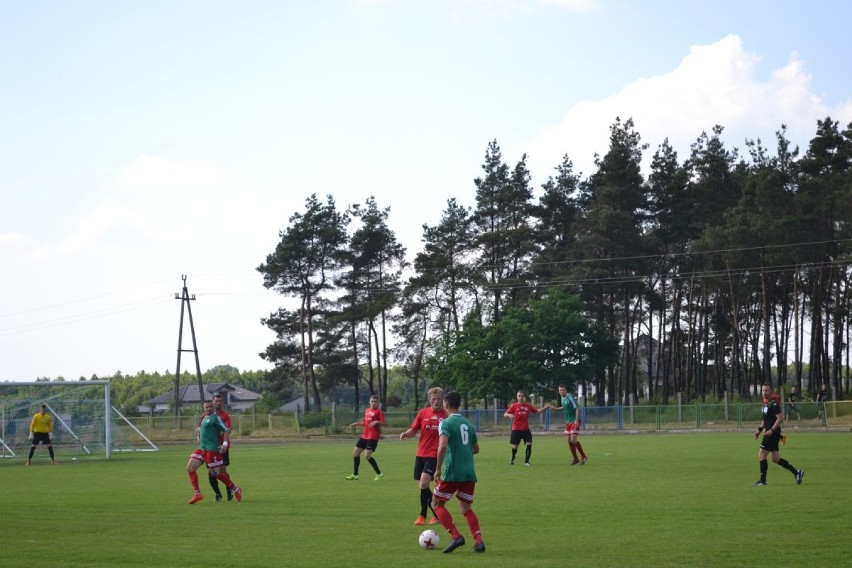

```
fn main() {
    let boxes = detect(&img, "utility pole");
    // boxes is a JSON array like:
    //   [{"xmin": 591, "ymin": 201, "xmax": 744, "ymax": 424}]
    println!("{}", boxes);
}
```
[{"xmin": 174, "ymin": 274, "xmax": 204, "ymax": 424}]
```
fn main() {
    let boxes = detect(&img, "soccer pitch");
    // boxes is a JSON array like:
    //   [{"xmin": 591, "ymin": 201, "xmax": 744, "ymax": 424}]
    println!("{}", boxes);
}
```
[{"xmin": 2, "ymin": 432, "xmax": 850, "ymax": 567}]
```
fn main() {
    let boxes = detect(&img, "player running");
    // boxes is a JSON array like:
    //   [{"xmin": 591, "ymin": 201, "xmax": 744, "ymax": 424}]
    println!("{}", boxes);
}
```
[
  {"xmin": 186, "ymin": 401, "xmax": 242, "ymax": 504},
  {"xmin": 345, "ymin": 395, "xmax": 386, "ymax": 481},
  {"xmin": 210, "ymin": 394, "xmax": 234, "ymax": 501}
]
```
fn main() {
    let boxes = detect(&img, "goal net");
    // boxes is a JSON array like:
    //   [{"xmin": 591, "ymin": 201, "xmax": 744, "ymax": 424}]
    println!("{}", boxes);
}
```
[{"xmin": 0, "ymin": 380, "xmax": 158, "ymax": 460}]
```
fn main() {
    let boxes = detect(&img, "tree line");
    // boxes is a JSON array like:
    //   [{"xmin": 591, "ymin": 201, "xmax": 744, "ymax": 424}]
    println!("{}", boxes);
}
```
[
  {"xmin": 258, "ymin": 116, "xmax": 852, "ymax": 412},
  {"xmin": 1, "ymin": 367, "xmax": 273, "ymax": 416}
]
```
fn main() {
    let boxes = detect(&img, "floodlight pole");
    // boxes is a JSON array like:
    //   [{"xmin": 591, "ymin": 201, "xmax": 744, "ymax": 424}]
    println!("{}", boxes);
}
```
[{"xmin": 174, "ymin": 274, "xmax": 205, "ymax": 425}]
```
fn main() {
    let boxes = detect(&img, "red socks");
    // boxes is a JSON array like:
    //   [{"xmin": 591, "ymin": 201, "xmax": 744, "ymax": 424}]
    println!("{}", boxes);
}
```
[
  {"xmin": 189, "ymin": 470, "xmax": 200, "ymax": 492},
  {"xmin": 434, "ymin": 504, "xmax": 461, "ymax": 539},
  {"xmin": 463, "ymin": 509, "xmax": 482, "ymax": 544},
  {"xmin": 216, "ymin": 471, "xmax": 236, "ymax": 490}
]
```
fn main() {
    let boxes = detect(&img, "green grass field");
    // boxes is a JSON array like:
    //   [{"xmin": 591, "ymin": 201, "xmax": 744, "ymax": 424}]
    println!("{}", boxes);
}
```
[{"xmin": 2, "ymin": 431, "xmax": 850, "ymax": 567}]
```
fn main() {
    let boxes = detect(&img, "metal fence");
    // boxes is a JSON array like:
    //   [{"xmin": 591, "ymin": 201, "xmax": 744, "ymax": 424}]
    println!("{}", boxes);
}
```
[
  {"xmin": 446, "ymin": 400, "xmax": 849, "ymax": 434},
  {"xmin": 114, "ymin": 400, "xmax": 850, "ymax": 443}
]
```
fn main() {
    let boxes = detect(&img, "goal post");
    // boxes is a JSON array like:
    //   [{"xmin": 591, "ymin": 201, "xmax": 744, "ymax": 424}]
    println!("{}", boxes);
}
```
[{"xmin": 0, "ymin": 380, "xmax": 158, "ymax": 460}]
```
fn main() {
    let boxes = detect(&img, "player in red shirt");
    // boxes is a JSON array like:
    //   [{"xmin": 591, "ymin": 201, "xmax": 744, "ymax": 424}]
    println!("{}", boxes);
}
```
[
  {"xmin": 211, "ymin": 394, "xmax": 234, "ymax": 501},
  {"xmin": 504, "ymin": 390, "xmax": 544, "ymax": 466},
  {"xmin": 187, "ymin": 401, "xmax": 241, "ymax": 504},
  {"xmin": 399, "ymin": 387, "xmax": 447, "ymax": 526},
  {"xmin": 345, "ymin": 395, "xmax": 386, "ymax": 481}
]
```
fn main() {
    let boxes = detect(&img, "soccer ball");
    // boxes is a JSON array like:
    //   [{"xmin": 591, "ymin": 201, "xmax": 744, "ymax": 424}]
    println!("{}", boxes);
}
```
[{"xmin": 419, "ymin": 529, "xmax": 440, "ymax": 550}]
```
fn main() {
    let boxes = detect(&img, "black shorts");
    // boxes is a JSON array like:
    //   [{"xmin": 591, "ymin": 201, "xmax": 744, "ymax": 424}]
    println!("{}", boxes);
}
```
[
  {"xmin": 510, "ymin": 429, "xmax": 533, "ymax": 445},
  {"xmin": 221, "ymin": 449, "xmax": 230, "ymax": 467},
  {"xmin": 760, "ymin": 431, "xmax": 782, "ymax": 452},
  {"xmin": 32, "ymin": 432, "xmax": 51, "ymax": 445},
  {"xmin": 356, "ymin": 438, "xmax": 379, "ymax": 451},
  {"xmin": 414, "ymin": 456, "xmax": 437, "ymax": 480}
]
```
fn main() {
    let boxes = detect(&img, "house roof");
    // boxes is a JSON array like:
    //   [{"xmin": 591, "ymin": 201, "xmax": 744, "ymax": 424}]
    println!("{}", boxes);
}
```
[
  {"xmin": 149, "ymin": 382, "xmax": 260, "ymax": 405},
  {"xmin": 277, "ymin": 396, "xmax": 334, "ymax": 413}
]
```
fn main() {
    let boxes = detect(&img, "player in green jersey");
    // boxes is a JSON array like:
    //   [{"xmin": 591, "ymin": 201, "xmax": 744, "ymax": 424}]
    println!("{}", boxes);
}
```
[
  {"xmin": 551, "ymin": 384, "xmax": 587, "ymax": 465},
  {"xmin": 186, "ymin": 403, "xmax": 242, "ymax": 504},
  {"xmin": 432, "ymin": 391, "xmax": 485, "ymax": 554}
]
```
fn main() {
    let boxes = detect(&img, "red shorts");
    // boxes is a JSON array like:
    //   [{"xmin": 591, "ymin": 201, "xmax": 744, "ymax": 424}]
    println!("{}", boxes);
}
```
[
  {"xmin": 564, "ymin": 422, "xmax": 580, "ymax": 435},
  {"xmin": 190, "ymin": 449, "xmax": 224, "ymax": 468},
  {"xmin": 433, "ymin": 480, "xmax": 476, "ymax": 504}
]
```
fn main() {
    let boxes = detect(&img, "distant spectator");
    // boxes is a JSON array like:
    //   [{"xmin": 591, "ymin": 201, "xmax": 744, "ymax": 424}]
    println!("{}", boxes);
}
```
[
  {"xmin": 816, "ymin": 384, "xmax": 828, "ymax": 422},
  {"xmin": 785, "ymin": 386, "xmax": 801, "ymax": 421}
]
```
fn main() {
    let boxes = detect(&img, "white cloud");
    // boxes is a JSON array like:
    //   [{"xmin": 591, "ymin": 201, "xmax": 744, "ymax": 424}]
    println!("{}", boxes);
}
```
[
  {"xmin": 56, "ymin": 199, "xmax": 152, "ymax": 253},
  {"xmin": 525, "ymin": 35, "xmax": 849, "ymax": 181},
  {"xmin": 26, "ymin": 155, "xmax": 226, "ymax": 261},
  {"xmin": 25, "ymin": 199, "xmax": 152, "ymax": 261}
]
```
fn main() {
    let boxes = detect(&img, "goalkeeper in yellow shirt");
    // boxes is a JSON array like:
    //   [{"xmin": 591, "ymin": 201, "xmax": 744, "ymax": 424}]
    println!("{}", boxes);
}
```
[{"xmin": 27, "ymin": 404, "xmax": 56, "ymax": 465}]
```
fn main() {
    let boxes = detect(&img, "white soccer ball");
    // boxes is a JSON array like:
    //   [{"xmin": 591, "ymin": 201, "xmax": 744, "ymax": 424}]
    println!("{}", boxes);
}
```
[{"xmin": 419, "ymin": 529, "xmax": 440, "ymax": 550}]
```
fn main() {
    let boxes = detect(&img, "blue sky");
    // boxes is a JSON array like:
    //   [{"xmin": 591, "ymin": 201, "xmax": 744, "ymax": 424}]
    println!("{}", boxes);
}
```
[{"xmin": 2, "ymin": 0, "xmax": 851, "ymax": 381}]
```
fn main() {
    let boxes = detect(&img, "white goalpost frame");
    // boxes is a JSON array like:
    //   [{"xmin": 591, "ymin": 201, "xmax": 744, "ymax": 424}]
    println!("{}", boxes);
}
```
[
  {"xmin": 1, "ymin": 404, "xmax": 16, "ymax": 457},
  {"xmin": 1, "ymin": 380, "xmax": 112, "ymax": 459},
  {"xmin": 44, "ymin": 402, "xmax": 92, "ymax": 455},
  {"xmin": 110, "ymin": 405, "xmax": 158, "ymax": 452}
]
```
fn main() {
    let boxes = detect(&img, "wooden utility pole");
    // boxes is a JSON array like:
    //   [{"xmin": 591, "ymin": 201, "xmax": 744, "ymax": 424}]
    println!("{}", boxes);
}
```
[{"xmin": 174, "ymin": 274, "xmax": 204, "ymax": 423}]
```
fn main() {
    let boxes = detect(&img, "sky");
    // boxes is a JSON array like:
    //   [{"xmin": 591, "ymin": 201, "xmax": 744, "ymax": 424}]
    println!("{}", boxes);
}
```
[{"xmin": 2, "ymin": 0, "xmax": 851, "ymax": 382}]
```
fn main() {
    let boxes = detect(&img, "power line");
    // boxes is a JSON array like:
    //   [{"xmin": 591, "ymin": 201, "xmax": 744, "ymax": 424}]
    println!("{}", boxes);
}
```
[
  {"xmin": 0, "ymin": 296, "xmax": 172, "ymax": 338},
  {"xmin": 0, "ymin": 274, "xmax": 274, "ymax": 337},
  {"xmin": 482, "ymin": 258, "xmax": 852, "ymax": 292},
  {"xmin": 411, "ymin": 237, "xmax": 852, "ymax": 276},
  {"xmin": 0, "ymin": 277, "xmax": 174, "ymax": 320}
]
